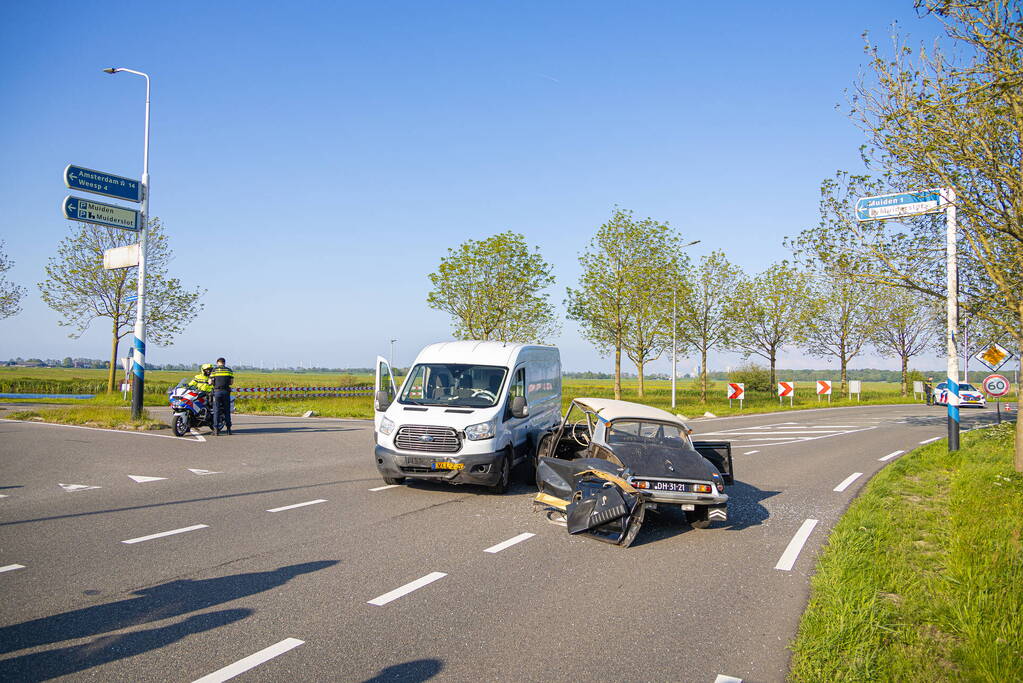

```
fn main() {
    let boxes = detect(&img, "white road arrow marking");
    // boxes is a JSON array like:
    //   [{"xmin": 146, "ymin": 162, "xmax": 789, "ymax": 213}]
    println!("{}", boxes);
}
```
[
  {"xmin": 59, "ymin": 483, "xmax": 101, "ymax": 492},
  {"xmin": 128, "ymin": 475, "xmax": 167, "ymax": 483},
  {"xmin": 188, "ymin": 468, "xmax": 222, "ymax": 476}
]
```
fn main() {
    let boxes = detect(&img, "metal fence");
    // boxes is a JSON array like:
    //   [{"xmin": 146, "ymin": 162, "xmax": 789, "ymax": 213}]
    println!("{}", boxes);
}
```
[{"xmin": 231, "ymin": 386, "xmax": 373, "ymax": 398}]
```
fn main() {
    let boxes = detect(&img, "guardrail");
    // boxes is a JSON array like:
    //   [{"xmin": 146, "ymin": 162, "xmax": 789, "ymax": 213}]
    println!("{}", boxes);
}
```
[{"xmin": 231, "ymin": 386, "xmax": 373, "ymax": 398}]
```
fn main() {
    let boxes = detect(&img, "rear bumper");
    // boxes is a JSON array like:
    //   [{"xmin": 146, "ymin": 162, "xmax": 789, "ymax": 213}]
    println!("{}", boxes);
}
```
[
  {"xmin": 374, "ymin": 444, "xmax": 504, "ymax": 486},
  {"xmin": 638, "ymin": 490, "xmax": 728, "ymax": 506}
]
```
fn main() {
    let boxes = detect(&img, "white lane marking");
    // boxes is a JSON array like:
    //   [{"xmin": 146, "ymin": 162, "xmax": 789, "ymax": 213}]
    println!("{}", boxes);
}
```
[
  {"xmin": 59, "ymin": 483, "xmax": 101, "ymax": 492},
  {"xmin": 188, "ymin": 468, "xmax": 222, "ymax": 475},
  {"xmin": 266, "ymin": 499, "xmax": 327, "ymax": 513},
  {"xmin": 369, "ymin": 484, "xmax": 400, "ymax": 492},
  {"xmin": 189, "ymin": 429, "xmax": 207, "ymax": 443},
  {"xmin": 920, "ymin": 436, "xmax": 941, "ymax": 444},
  {"xmin": 775, "ymin": 519, "xmax": 819, "ymax": 571},
  {"xmin": 0, "ymin": 564, "xmax": 25, "ymax": 573},
  {"xmin": 743, "ymin": 450, "xmax": 760, "ymax": 455},
  {"xmin": 368, "ymin": 572, "xmax": 447, "ymax": 606},
  {"xmin": 192, "ymin": 638, "xmax": 304, "ymax": 683},
  {"xmin": 484, "ymin": 532, "xmax": 535, "ymax": 554},
  {"xmin": 715, "ymin": 676, "xmax": 744, "ymax": 683},
  {"xmin": 879, "ymin": 450, "xmax": 905, "ymax": 462},
  {"xmin": 0, "ymin": 494, "xmax": 7, "ymax": 498},
  {"xmin": 0, "ymin": 417, "xmax": 203, "ymax": 442},
  {"xmin": 122, "ymin": 524, "xmax": 209, "ymax": 544},
  {"xmin": 128, "ymin": 474, "xmax": 167, "ymax": 483},
  {"xmin": 833, "ymin": 472, "xmax": 864, "ymax": 492}
]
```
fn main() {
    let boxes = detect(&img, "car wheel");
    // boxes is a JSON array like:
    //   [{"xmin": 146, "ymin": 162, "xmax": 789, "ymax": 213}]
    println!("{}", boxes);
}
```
[
  {"xmin": 173, "ymin": 414, "xmax": 190, "ymax": 437},
  {"xmin": 382, "ymin": 476, "xmax": 405, "ymax": 485},
  {"xmin": 489, "ymin": 451, "xmax": 511, "ymax": 495},
  {"xmin": 533, "ymin": 434, "xmax": 553, "ymax": 473}
]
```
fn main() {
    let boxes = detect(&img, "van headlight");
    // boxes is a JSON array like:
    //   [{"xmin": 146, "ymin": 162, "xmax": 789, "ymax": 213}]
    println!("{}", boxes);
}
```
[
  {"xmin": 465, "ymin": 419, "xmax": 496, "ymax": 441},
  {"xmin": 379, "ymin": 416, "xmax": 396, "ymax": 435}
]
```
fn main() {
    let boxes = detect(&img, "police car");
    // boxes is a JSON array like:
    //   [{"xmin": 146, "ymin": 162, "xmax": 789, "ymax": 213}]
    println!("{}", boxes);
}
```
[{"xmin": 933, "ymin": 382, "xmax": 987, "ymax": 408}]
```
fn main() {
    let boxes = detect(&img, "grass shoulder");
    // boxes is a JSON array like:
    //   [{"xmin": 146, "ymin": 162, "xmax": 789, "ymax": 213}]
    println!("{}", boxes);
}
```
[
  {"xmin": 7, "ymin": 406, "xmax": 166, "ymax": 431},
  {"xmin": 789, "ymin": 422, "xmax": 1023, "ymax": 681}
]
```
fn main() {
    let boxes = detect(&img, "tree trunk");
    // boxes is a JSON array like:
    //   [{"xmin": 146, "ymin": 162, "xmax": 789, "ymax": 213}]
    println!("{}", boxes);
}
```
[
  {"xmin": 614, "ymin": 344, "xmax": 622, "ymax": 401},
  {"xmin": 107, "ymin": 322, "xmax": 119, "ymax": 393},
  {"xmin": 840, "ymin": 361, "xmax": 847, "ymax": 395},
  {"xmin": 770, "ymin": 350, "xmax": 777, "ymax": 389},
  {"xmin": 700, "ymin": 347, "xmax": 708, "ymax": 404},
  {"xmin": 636, "ymin": 359, "xmax": 645, "ymax": 398},
  {"xmin": 900, "ymin": 354, "xmax": 909, "ymax": 397}
]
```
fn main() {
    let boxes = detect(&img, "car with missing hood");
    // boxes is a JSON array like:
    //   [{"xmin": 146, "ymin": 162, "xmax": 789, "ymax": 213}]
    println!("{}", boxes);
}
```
[{"xmin": 533, "ymin": 397, "xmax": 734, "ymax": 546}]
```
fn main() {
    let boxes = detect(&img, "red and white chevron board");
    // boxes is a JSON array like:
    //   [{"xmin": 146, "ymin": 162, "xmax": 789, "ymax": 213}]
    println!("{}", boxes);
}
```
[
  {"xmin": 777, "ymin": 381, "xmax": 794, "ymax": 397},
  {"xmin": 727, "ymin": 383, "xmax": 744, "ymax": 400},
  {"xmin": 816, "ymin": 380, "xmax": 832, "ymax": 395}
]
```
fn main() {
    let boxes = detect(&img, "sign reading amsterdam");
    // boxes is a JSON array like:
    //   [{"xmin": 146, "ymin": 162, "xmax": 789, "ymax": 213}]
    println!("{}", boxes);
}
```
[
  {"xmin": 855, "ymin": 189, "xmax": 945, "ymax": 222},
  {"xmin": 64, "ymin": 164, "xmax": 141, "ymax": 203},
  {"xmin": 63, "ymin": 195, "xmax": 139, "ymax": 231}
]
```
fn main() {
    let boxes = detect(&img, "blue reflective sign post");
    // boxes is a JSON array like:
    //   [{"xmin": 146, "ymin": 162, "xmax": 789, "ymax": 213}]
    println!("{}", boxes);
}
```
[
  {"xmin": 64, "ymin": 164, "xmax": 141, "ymax": 203},
  {"xmin": 62, "ymin": 195, "xmax": 139, "ymax": 231}
]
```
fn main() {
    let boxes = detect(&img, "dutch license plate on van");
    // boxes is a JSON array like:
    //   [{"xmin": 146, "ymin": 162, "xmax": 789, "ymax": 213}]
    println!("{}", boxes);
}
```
[{"xmin": 433, "ymin": 461, "xmax": 464, "ymax": 470}]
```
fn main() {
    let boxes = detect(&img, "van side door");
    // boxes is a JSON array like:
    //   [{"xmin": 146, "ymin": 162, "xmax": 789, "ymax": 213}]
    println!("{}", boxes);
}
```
[{"xmin": 505, "ymin": 365, "xmax": 529, "ymax": 466}]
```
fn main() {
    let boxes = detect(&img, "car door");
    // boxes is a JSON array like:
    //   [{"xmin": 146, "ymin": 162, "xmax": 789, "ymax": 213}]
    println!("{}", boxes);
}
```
[
  {"xmin": 506, "ymin": 365, "xmax": 529, "ymax": 465},
  {"xmin": 373, "ymin": 356, "xmax": 397, "ymax": 433}
]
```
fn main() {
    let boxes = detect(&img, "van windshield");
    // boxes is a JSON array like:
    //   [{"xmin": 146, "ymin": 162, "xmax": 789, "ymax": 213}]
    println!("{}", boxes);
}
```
[{"xmin": 399, "ymin": 364, "xmax": 507, "ymax": 408}]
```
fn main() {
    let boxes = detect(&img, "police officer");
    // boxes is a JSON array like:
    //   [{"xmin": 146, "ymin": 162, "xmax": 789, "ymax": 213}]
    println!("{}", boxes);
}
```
[
  {"xmin": 924, "ymin": 376, "xmax": 935, "ymax": 405},
  {"xmin": 187, "ymin": 364, "xmax": 214, "ymax": 397},
  {"xmin": 210, "ymin": 357, "xmax": 234, "ymax": 435}
]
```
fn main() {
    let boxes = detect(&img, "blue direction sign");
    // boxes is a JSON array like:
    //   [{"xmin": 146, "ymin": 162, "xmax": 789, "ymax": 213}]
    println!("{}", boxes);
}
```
[
  {"xmin": 62, "ymin": 196, "xmax": 139, "ymax": 231},
  {"xmin": 855, "ymin": 189, "xmax": 945, "ymax": 222},
  {"xmin": 64, "ymin": 164, "xmax": 141, "ymax": 203}
]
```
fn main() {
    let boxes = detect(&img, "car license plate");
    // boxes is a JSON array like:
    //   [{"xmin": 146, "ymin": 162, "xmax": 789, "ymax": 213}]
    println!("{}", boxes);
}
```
[
  {"xmin": 647, "ymin": 480, "xmax": 688, "ymax": 492},
  {"xmin": 432, "ymin": 461, "xmax": 464, "ymax": 470}
]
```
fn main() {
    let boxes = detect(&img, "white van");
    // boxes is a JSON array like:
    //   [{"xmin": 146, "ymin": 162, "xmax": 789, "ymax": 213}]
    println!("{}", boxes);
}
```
[{"xmin": 373, "ymin": 341, "xmax": 562, "ymax": 493}]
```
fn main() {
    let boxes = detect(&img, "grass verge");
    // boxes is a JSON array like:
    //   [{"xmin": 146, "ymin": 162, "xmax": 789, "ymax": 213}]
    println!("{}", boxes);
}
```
[
  {"xmin": 789, "ymin": 422, "xmax": 1023, "ymax": 681},
  {"xmin": 234, "ymin": 396, "xmax": 374, "ymax": 419},
  {"xmin": 8, "ymin": 406, "xmax": 166, "ymax": 431}
]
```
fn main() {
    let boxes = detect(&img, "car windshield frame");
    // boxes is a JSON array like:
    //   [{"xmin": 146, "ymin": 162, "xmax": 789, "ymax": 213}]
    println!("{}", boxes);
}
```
[
  {"xmin": 601, "ymin": 418, "xmax": 693, "ymax": 449},
  {"xmin": 398, "ymin": 363, "xmax": 508, "ymax": 408}
]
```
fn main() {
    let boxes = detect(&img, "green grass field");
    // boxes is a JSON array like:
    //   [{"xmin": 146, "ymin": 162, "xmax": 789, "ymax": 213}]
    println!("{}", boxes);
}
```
[{"xmin": 789, "ymin": 422, "xmax": 1023, "ymax": 681}]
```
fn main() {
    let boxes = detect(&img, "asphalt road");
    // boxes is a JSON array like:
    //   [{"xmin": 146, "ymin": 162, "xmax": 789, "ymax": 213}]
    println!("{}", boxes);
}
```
[{"xmin": 0, "ymin": 402, "xmax": 1015, "ymax": 682}]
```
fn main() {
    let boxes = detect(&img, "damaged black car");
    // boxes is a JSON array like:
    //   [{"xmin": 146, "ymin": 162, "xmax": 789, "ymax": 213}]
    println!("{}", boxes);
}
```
[{"xmin": 534, "ymin": 398, "xmax": 734, "ymax": 547}]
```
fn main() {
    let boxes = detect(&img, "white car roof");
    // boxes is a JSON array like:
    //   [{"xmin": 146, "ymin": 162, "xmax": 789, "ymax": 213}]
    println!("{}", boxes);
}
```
[{"xmin": 573, "ymin": 397, "xmax": 689, "ymax": 427}]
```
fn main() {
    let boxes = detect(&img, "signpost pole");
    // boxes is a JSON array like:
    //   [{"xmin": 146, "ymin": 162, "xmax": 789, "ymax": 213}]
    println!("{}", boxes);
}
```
[
  {"xmin": 945, "ymin": 187, "xmax": 960, "ymax": 452},
  {"xmin": 671, "ymin": 289, "xmax": 676, "ymax": 411}
]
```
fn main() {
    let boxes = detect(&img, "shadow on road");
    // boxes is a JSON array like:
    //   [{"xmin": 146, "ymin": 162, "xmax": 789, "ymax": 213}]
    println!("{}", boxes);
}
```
[
  {"xmin": 0, "ymin": 560, "xmax": 337, "ymax": 666},
  {"xmin": 719, "ymin": 479, "xmax": 779, "ymax": 531},
  {"xmin": 0, "ymin": 609, "xmax": 250, "ymax": 682},
  {"xmin": 362, "ymin": 658, "xmax": 444, "ymax": 682},
  {"xmin": 226, "ymin": 424, "xmax": 361, "ymax": 435}
]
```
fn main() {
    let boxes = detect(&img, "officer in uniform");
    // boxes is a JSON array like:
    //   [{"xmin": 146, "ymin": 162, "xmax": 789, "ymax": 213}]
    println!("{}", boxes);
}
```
[
  {"xmin": 210, "ymin": 357, "xmax": 235, "ymax": 435},
  {"xmin": 187, "ymin": 364, "xmax": 214, "ymax": 397}
]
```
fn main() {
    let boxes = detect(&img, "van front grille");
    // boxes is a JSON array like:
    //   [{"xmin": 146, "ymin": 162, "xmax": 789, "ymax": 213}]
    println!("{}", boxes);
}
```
[{"xmin": 394, "ymin": 425, "xmax": 461, "ymax": 453}]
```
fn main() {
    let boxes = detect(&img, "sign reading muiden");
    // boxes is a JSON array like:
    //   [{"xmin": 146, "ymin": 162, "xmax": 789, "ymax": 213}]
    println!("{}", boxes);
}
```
[{"xmin": 62, "ymin": 195, "xmax": 139, "ymax": 231}]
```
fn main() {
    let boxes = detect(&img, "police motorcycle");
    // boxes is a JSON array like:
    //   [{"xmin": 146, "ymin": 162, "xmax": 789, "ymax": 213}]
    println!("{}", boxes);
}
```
[{"xmin": 168, "ymin": 367, "xmax": 232, "ymax": 437}]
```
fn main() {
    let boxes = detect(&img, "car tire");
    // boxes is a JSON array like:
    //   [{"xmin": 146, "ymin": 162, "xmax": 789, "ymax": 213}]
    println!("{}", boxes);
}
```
[
  {"xmin": 534, "ymin": 434, "xmax": 553, "ymax": 472},
  {"xmin": 489, "ymin": 451, "xmax": 511, "ymax": 495},
  {"xmin": 173, "ymin": 414, "xmax": 190, "ymax": 437},
  {"xmin": 382, "ymin": 476, "xmax": 405, "ymax": 485}
]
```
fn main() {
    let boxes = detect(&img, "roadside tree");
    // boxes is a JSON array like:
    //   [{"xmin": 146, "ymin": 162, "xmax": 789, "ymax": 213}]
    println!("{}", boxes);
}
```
[
  {"xmin": 426, "ymin": 231, "xmax": 559, "ymax": 344},
  {"xmin": 869, "ymin": 287, "xmax": 936, "ymax": 395},
  {"xmin": 677, "ymin": 251, "xmax": 741, "ymax": 403},
  {"xmin": 38, "ymin": 219, "xmax": 204, "ymax": 392},
  {"xmin": 0, "ymin": 240, "xmax": 26, "ymax": 319},
  {"xmin": 726, "ymin": 262, "xmax": 814, "ymax": 387},
  {"xmin": 802, "ymin": 271, "xmax": 875, "ymax": 393}
]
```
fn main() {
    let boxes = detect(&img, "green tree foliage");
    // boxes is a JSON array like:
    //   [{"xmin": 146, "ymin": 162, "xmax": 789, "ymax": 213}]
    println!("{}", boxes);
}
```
[
  {"xmin": 38, "ymin": 219, "xmax": 205, "ymax": 392},
  {"xmin": 803, "ymin": 272, "xmax": 876, "ymax": 393},
  {"xmin": 729, "ymin": 363, "xmax": 772, "ymax": 393},
  {"xmin": 677, "ymin": 251, "xmax": 741, "ymax": 403},
  {"xmin": 0, "ymin": 240, "xmax": 26, "ymax": 319},
  {"xmin": 726, "ymin": 262, "xmax": 813, "ymax": 387},
  {"xmin": 869, "ymin": 287, "xmax": 937, "ymax": 395},
  {"xmin": 427, "ymin": 231, "xmax": 558, "ymax": 344},
  {"xmin": 566, "ymin": 208, "xmax": 689, "ymax": 399}
]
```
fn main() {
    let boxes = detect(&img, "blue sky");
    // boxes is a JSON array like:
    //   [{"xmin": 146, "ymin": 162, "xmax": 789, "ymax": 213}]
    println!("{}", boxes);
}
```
[{"xmin": 0, "ymin": 1, "xmax": 948, "ymax": 372}]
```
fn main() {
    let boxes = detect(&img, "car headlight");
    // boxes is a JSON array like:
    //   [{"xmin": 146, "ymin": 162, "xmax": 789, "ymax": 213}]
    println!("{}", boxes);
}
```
[
  {"xmin": 379, "ymin": 416, "xmax": 395, "ymax": 435},
  {"xmin": 465, "ymin": 419, "xmax": 496, "ymax": 441}
]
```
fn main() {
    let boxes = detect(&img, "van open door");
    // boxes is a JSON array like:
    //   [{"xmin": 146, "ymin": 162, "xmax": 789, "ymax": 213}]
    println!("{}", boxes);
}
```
[{"xmin": 374, "ymin": 355, "xmax": 397, "ymax": 432}]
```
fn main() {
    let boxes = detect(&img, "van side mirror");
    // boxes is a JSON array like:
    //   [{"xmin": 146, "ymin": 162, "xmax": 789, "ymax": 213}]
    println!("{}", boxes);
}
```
[
  {"xmin": 510, "ymin": 395, "xmax": 529, "ymax": 419},
  {"xmin": 375, "ymin": 391, "xmax": 392, "ymax": 411}
]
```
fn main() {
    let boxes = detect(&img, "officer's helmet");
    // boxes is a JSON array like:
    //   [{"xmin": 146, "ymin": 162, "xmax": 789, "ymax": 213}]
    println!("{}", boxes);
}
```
[{"xmin": 201, "ymin": 363, "xmax": 214, "ymax": 376}]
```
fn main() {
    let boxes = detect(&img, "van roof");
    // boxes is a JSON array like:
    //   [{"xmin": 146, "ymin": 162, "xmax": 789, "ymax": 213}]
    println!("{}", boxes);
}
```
[{"xmin": 414, "ymin": 340, "xmax": 557, "ymax": 367}]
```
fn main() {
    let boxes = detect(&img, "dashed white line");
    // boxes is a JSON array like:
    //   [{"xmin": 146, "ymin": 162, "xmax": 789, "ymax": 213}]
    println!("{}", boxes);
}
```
[
  {"xmin": 266, "ymin": 499, "xmax": 327, "ymax": 513},
  {"xmin": 122, "ymin": 524, "xmax": 209, "ymax": 544},
  {"xmin": 743, "ymin": 450, "xmax": 760, "ymax": 455},
  {"xmin": 833, "ymin": 472, "xmax": 864, "ymax": 492},
  {"xmin": 192, "ymin": 638, "xmax": 304, "ymax": 683},
  {"xmin": 715, "ymin": 675, "xmax": 743, "ymax": 683},
  {"xmin": 879, "ymin": 450, "xmax": 905, "ymax": 462},
  {"xmin": 775, "ymin": 519, "xmax": 818, "ymax": 571},
  {"xmin": 368, "ymin": 484, "xmax": 400, "ymax": 492},
  {"xmin": 484, "ymin": 532, "xmax": 535, "ymax": 554},
  {"xmin": 920, "ymin": 436, "xmax": 941, "ymax": 444},
  {"xmin": 0, "ymin": 564, "xmax": 25, "ymax": 573},
  {"xmin": 368, "ymin": 572, "xmax": 447, "ymax": 606}
]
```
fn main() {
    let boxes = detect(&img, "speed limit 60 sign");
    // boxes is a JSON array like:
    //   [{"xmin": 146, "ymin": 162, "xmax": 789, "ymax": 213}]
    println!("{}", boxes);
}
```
[{"xmin": 982, "ymin": 374, "xmax": 1011, "ymax": 397}]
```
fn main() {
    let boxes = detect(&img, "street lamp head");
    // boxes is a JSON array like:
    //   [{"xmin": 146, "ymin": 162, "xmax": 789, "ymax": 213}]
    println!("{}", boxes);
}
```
[{"xmin": 102, "ymin": 67, "xmax": 119, "ymax": 74}]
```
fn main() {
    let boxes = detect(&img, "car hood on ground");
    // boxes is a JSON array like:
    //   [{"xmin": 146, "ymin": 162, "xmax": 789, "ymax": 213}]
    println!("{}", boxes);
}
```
[{"xmin": 610, "ymin": 442, "xmax": 719, "ymax": 481}]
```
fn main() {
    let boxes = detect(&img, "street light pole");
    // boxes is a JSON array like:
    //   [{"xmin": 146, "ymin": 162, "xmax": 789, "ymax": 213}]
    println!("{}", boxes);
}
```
[
  {"xmin": 104, "ymin": 67, "xmax": 150, "ymax": 420},
  {"xmin": 389, "ymin": 339, "xmax": 397, "ymax": 368},
  {"xmin": 671, "ymin": 289, "xmax": 677, "ymax": 410}
]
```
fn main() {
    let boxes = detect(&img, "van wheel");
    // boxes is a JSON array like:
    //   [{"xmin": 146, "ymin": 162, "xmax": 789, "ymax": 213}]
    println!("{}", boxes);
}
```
[
  {"xmin": 489, "ymin": 452, "xmax": 511, "ymax": 495},
  {"xmin": 382, "ymin": 476, "xmax": 405, "ymax": 485}
]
